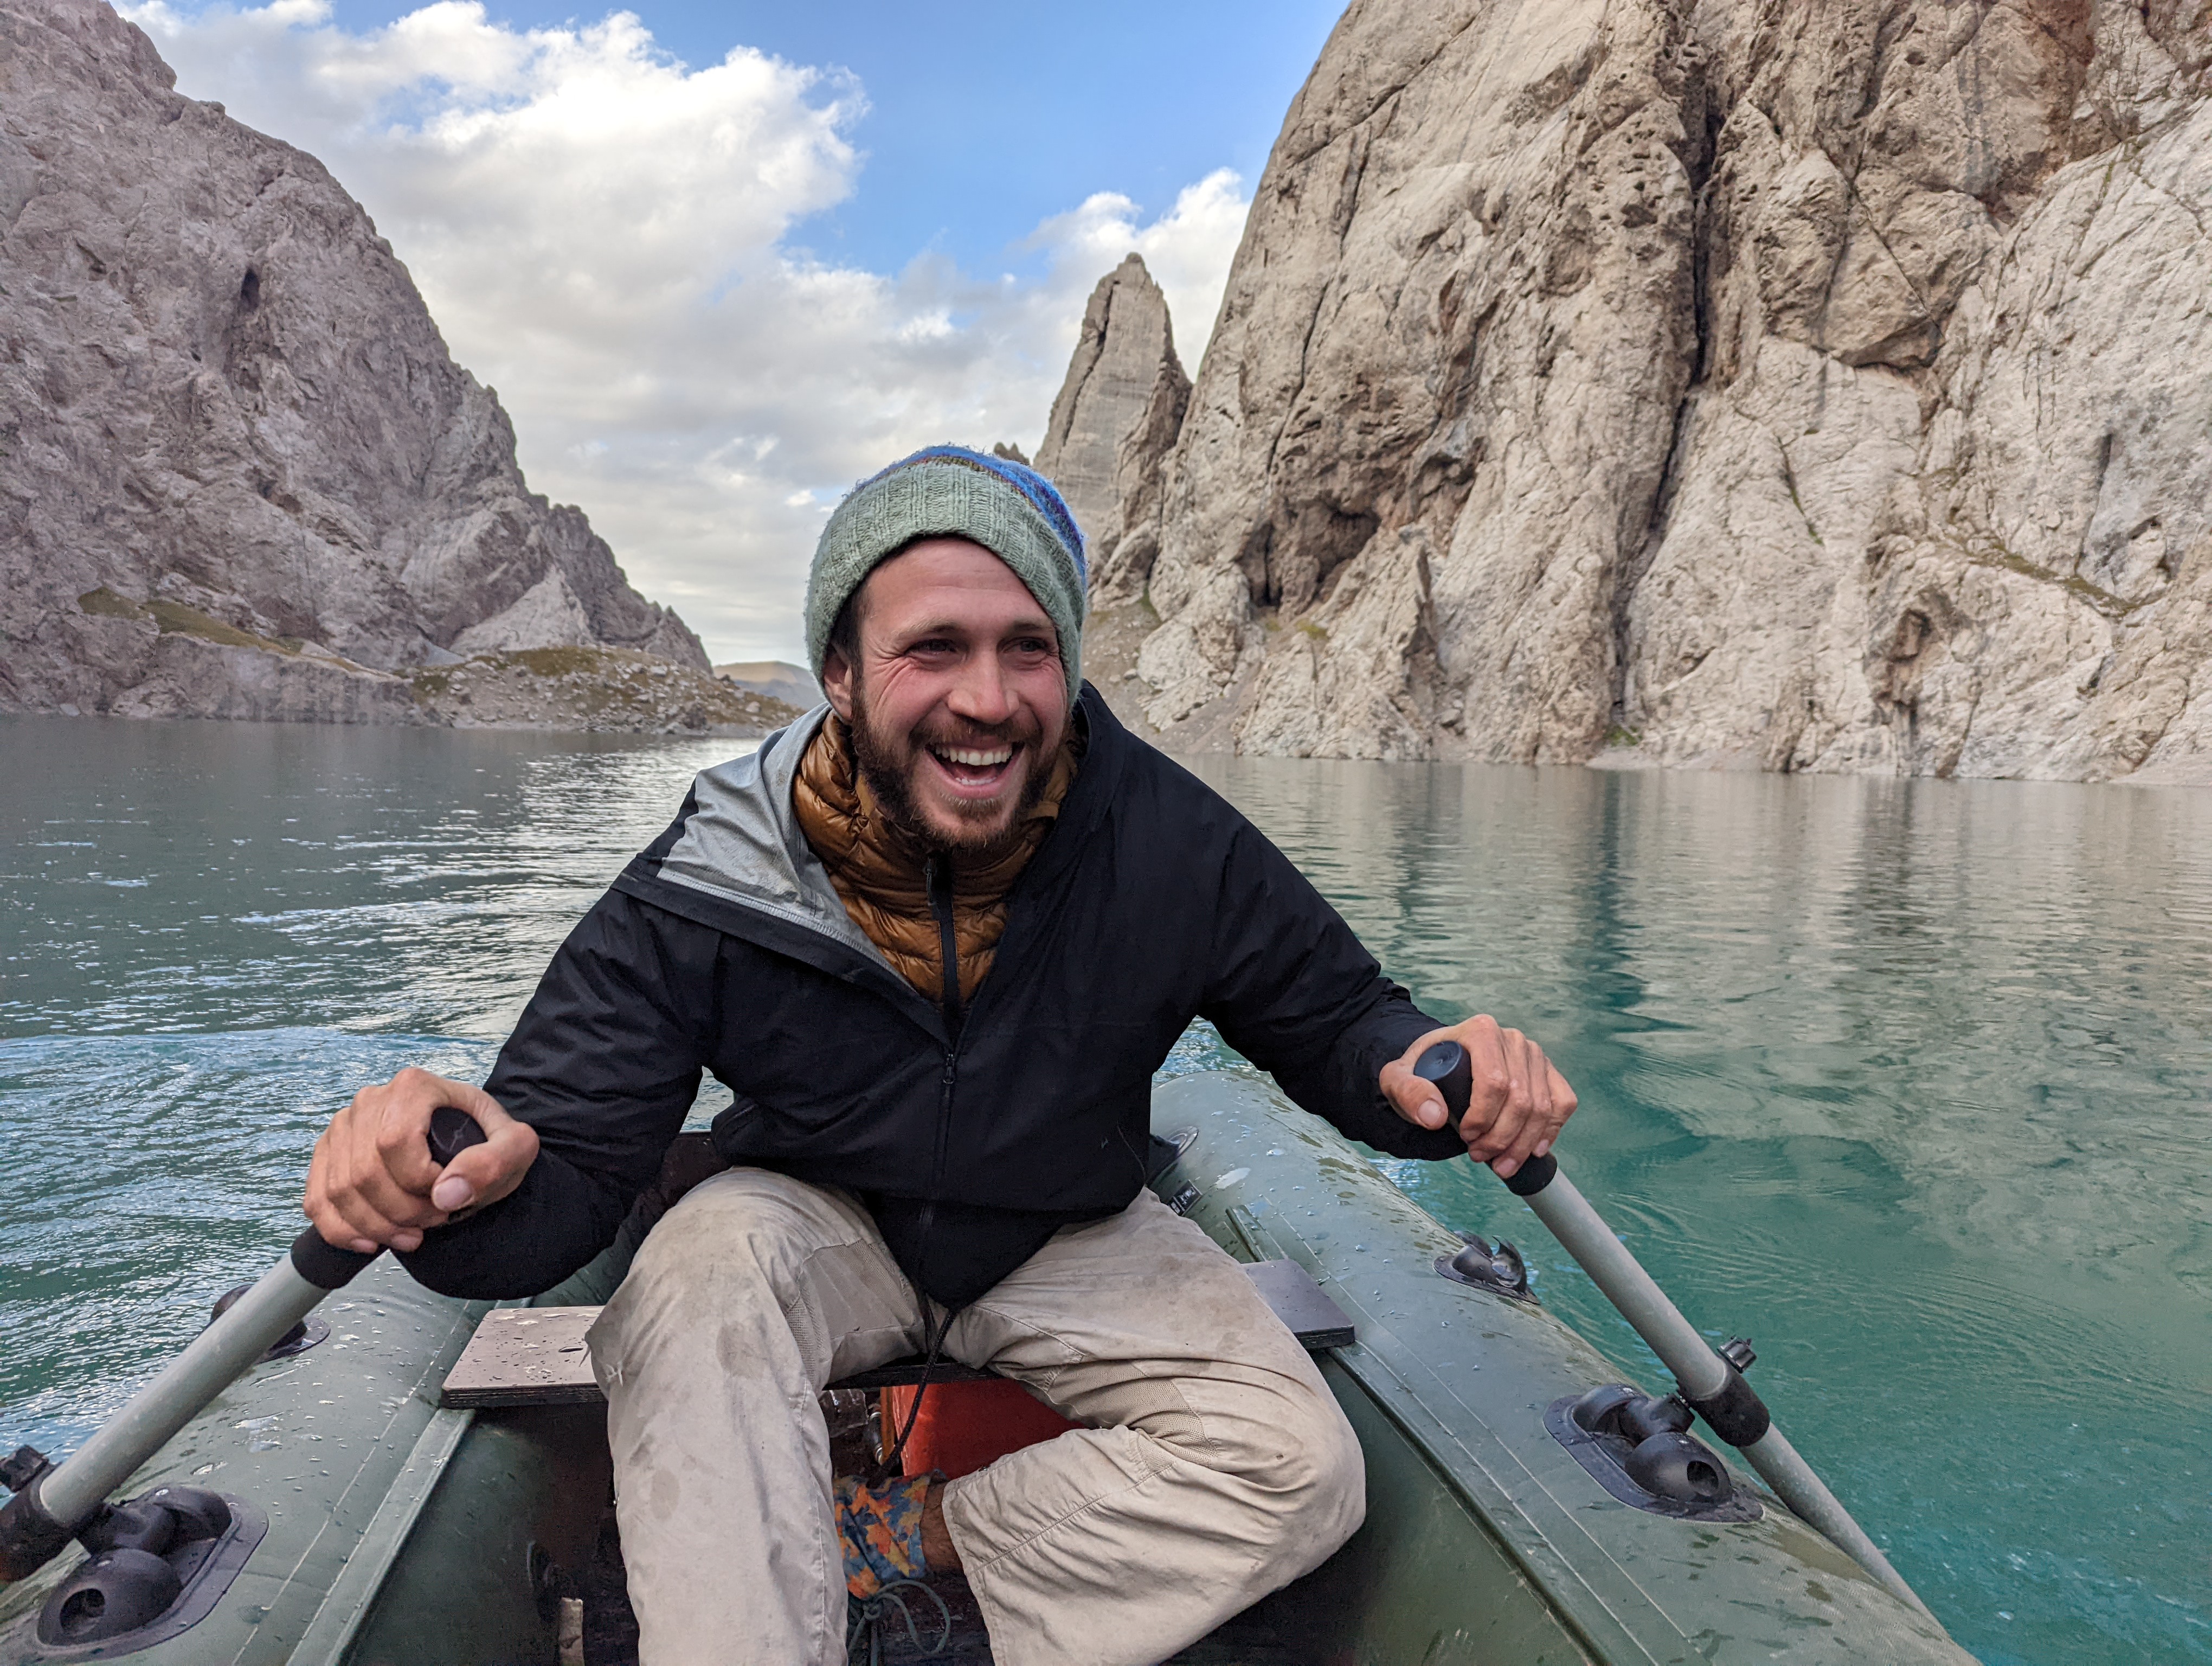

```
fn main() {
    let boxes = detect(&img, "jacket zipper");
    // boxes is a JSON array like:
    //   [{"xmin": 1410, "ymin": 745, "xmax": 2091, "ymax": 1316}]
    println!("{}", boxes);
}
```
[{"xmin": 916, "ymin": 856, "xmax": 963, "ymax": 1257}]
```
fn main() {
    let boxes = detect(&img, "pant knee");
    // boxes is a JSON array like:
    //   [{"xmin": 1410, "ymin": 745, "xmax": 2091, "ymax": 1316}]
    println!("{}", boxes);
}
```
[
  {"xmin": 1178, "ymin": 1374, "xmax": 1365, "ymax": 1567},
  {"xmin": 595, "ymin": 1180, "xmax": 816, "ymax": 1376},
  {"xmin": 1269, "ymin": 1387, "xmax": 1366, "ymax": 1538}
]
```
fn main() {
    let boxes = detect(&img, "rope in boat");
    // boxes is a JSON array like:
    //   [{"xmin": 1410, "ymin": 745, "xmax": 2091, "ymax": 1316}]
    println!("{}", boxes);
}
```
[{"xmin": 846, "ymin": 1578, "xmax": 954, "ymax": 1663}]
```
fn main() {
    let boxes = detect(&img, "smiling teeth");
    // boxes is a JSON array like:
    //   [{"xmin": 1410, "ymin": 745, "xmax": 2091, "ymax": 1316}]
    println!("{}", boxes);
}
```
[{"xmin": 937, "ymin": 746, "xmax": 1012, "ymax": 766}]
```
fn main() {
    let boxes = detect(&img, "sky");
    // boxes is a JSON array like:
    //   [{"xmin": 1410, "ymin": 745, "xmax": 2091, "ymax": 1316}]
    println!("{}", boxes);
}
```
[{"xmin": 121, "ymin": 0, "xmax": 1346, "ymax": 664}]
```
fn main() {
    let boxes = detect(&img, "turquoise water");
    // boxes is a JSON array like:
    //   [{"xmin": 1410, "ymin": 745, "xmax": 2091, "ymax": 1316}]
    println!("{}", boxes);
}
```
[{"xmin": 5, "ymin": 715, "xmax": 2209, "ymax": 1664}]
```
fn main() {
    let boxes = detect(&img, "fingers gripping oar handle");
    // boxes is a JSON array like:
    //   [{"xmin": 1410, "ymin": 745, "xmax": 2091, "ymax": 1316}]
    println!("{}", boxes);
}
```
[
  {"xmin": 1416, "ymin": 1042, "xmax": 1935, "ymax": 1622},
  {"xmin": 0, "ymin": 1108, "xmax": 488, "ymax": 1581},
  {"xmin": 286, "ymin": 1106, "xmax": 488, "ymax": 1288}
]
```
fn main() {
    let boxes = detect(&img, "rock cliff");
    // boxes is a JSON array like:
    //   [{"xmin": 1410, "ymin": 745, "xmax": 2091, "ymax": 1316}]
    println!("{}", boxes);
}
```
[
  {"xmin": 0, "ymin": 0, "xmax": 716, "ymax": 729},
  {"xmin": 1130, "ymin": 0, "xmax": 2212, "ymax": 782},
  {"xmin": 1034, "ymin": 255, "xmax": 1191, "ymax": 605}
]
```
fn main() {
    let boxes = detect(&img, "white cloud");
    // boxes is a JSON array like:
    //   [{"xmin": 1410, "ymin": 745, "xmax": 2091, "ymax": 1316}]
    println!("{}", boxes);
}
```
[{"xmin": 121, "ymin": 2, "xmax": 1250, "ymax": 662}]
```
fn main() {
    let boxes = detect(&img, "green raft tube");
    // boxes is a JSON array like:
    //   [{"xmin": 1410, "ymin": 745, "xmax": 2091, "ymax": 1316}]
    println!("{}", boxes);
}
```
[{"xmin": 0, "ymin": 1072, "xmax": 1977, "ymax": 1665}]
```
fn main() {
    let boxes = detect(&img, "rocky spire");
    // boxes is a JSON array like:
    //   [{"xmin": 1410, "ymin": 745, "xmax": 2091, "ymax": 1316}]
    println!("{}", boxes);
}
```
[{"xmin": 1034, "ymin": 254, "xmax": 1191, "ymax": 603}]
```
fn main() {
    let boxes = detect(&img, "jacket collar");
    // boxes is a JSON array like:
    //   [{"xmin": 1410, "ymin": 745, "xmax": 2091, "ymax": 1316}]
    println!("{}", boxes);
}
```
[
  {"xmin": 641, "ymin": 683, "xmax": 1130, "ymax": 1003},
  {"xmin": 651, "ymin": 702, "xmax": 896, "ymax": 973}
]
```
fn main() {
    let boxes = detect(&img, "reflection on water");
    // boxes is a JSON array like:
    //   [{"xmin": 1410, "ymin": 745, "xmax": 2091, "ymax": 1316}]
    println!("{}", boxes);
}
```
[{"xmin": 4, "ymin": 715, "xmax": 2208, "ymax": 1665}]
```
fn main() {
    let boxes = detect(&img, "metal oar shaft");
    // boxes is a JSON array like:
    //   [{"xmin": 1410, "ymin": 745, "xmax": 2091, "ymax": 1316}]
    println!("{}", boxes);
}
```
[
  {"xmin": 1, "ymin": 1228, "xmax": 377, "ymax": 1581},
  {"xmin": 1, "ymin": 1109, "xmax": 491, "ymax": 1582},
  {"xmin": 38, "ymin": 1257, "xmax": 329, "ymax": 1530},
  {"xmin": 1510, "ymin": 1157, "xmax": 1933, "ymax": 1619}
]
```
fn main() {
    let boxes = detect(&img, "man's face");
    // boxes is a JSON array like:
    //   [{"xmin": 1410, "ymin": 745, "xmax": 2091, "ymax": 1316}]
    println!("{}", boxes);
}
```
[{"xmin": 821, "ymin": 537, "xmax": 1068, "ymax": 855}]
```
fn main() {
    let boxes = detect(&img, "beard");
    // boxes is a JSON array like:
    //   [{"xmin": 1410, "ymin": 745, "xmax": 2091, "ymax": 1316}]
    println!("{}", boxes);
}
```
[{"xmin": 846, "ymin": 678, "xmax": 1054, "ymax": 859}]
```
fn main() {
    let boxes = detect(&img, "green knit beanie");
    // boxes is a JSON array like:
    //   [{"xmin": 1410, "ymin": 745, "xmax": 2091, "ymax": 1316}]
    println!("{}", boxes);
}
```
[{"xmin": 805, "ymin": 446, "xmax": 1089, "ymax": 702}]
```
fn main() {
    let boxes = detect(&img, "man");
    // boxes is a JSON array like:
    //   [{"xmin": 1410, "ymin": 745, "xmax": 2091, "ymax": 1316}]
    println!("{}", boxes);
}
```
[{"xmin": 305, "ymin": 446, "xmax": 1577, "ymax": 1666}]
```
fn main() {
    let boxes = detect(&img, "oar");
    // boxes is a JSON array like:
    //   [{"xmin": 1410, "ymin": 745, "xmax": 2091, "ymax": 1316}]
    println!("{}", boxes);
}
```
[
  {"xmin": 1414, "ymin": 1041, "xmax": 1935, "ymax": 1621},
  {"xmin": 0, "ymin": 1109, "xmax": 486, "ymax": 1582}
]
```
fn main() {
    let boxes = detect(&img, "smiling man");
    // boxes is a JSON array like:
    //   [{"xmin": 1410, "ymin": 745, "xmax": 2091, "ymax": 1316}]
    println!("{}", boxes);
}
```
[{"xmin": 304, "ymin": 446, "xmax": 1577, "ymax": 1666}]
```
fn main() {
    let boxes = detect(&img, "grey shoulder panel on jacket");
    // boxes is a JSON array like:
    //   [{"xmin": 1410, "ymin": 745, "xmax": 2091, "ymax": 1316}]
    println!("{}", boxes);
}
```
[{"xmin": 651, "ymin": 704, "xmax": 892, "ymax": 972}]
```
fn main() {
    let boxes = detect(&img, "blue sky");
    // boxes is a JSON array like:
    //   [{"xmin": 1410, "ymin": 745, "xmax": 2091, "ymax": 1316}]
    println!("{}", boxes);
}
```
[
  {"xmin": 133, "ymin": 0, "xmax": 1346, "ymax": 661},
  {"xmin": 309, "ymin": 0, "xmax": 1342, "ymax": 283}
]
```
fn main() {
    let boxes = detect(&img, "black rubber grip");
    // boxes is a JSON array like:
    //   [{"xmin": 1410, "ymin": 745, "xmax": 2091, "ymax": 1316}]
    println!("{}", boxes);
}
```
[
  {"xmin": 428, "ymin": 1104, "xmax": 489, "ymax": 1166},
  {"xmin": 1414, "ymin": 1040, "xmax": 1472, "ymax": 1118},
  {"xmin": 1502, "ymin": 1152, "xmax": 1558, "ymax": 1196},
  {"xmin": 1684, "ymin": 1361, "xmax": 1772, "ymax": 1448},
  {"xmin": 288, "ymin": 1227, "xmax": 380, "ymax": 1291}
]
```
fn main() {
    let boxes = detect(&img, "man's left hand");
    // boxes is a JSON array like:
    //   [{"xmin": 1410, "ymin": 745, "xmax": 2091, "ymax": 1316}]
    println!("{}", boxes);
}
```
[{"xmin": 1380, "ymin": 1016, "xmax": 1577, "ymax": 1178}]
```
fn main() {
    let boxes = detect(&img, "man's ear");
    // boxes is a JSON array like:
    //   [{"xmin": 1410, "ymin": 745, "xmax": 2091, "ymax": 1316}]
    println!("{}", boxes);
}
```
[{"xmin": 821, "ymin": 649, "xmax": 856, "ymax": 721}]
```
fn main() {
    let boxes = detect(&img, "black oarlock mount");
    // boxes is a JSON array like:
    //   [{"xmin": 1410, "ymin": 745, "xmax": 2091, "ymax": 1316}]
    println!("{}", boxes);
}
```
[
  {"xmin": 207, "ymin": 1283, "xmax": 327, "ymax": 1360},
  {"xmin": 1546, "ymin": 1385, "xmax": 1760, "ymax": 1523},
  {"xmin": 0, "ymin": 1449, "xmax": 69, "ymax": 1585},
  {"xmin": 2, "ymin": 1454, "xmax": 267, "ymax": 1648},
  {"xmin": 1435, "ymin": 1232, "xmax": 1534, "ymax": 1301},
  {"xmin": 29, "ymin": 1486, "xmax": 266, "ymax": 1652}
]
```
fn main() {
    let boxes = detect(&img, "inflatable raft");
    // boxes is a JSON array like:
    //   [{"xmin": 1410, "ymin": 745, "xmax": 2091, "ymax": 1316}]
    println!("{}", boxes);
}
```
[{"xmin": 0, "ymin": 1072, "xmax": 1976, "ymax": 1664}]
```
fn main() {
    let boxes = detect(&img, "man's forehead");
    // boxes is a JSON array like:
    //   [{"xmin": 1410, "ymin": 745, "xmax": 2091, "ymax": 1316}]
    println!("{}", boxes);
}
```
[{"xmin": 861, "ymin": 539, "xmax": 1052, "ymax": 627}]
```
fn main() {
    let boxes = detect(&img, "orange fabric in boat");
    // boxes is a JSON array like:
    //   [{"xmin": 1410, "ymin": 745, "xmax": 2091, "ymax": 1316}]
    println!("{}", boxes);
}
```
[{"xmin": 882, "ymin": 1381, "xmax": 1082, "ymax": 1480}]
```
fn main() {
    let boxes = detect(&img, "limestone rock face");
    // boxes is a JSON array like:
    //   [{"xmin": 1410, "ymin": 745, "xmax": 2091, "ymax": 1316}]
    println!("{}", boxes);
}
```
[
  {"xmin": 1033, "ymin": 254, "xmax": 1191, "ymax": 604},
  {"xmin": 0, "ymin": 0, "xmax": 708, "ymax": 726},
  {"xmin": 1135, "ymin": 0, "xmax": 2212, "ymax": 783}
]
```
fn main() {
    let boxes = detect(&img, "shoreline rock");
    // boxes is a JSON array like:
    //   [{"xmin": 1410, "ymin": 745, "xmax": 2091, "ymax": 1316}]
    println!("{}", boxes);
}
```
[{"xmin": 1034, "ymin": 255, "xmax": 1191, "ymax": 607}]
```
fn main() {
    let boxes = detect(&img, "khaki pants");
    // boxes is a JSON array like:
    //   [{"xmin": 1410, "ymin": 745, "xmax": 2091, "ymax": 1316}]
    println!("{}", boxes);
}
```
[{"xmin": 586, "ymin": 1169, "xmax": 1365, "ymax": 1666}]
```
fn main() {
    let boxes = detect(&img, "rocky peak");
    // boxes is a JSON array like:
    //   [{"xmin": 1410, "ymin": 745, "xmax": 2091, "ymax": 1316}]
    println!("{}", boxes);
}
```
[
  {"xmin": 1130, "ymin": 0, "xmax": 2212, "ymax": 783},
  {"xmin": 1034, "ymin": 253, "xmax": 1191, "ymax": 604},
  {"xmin": 0, "ymin": 0, "xmax": 711, "ymax": 726}
]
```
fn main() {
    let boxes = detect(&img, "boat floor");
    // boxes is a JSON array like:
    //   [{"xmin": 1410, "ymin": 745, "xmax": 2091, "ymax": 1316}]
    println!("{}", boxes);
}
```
[
  {"xmin": 849, "ymin": 1575, "xmax": 1298, "ymax": 1664},
  {"xmin": 575, "ymin": 1508, "xmax": 1301, "ymax": 1664}
]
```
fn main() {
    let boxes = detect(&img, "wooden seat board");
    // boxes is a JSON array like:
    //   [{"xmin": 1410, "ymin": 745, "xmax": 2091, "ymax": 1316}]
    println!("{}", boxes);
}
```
[{"xmin": 441, "ymin": 1260, "xmax": 1354, "ymax": 1409}]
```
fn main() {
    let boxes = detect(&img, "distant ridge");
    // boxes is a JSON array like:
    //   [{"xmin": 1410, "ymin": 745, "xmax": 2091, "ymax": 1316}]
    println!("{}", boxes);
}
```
[{"xmin": 714, "ymin": 661, "xmax": 821, "ymax": 711}]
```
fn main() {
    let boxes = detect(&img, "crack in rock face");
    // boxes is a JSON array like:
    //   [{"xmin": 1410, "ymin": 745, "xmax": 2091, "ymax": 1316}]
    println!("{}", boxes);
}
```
[
  {"xmin": 1115, "ymin": 0, "xmax": 2212, "ymax": 783},
  {"xmin": 0, "ymin": 0, "xmax": 711, "ymax": 729}
]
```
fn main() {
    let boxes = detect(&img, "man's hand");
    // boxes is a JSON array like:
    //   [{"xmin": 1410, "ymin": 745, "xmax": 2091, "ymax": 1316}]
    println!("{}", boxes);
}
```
[
  {"xmin": 1380, "ymin": 1016, "xmax": 1577, "ymax": 1178},
  {"xmin": 303, "ymin": 1067, "xmax": 539, "ymax": 1254}
]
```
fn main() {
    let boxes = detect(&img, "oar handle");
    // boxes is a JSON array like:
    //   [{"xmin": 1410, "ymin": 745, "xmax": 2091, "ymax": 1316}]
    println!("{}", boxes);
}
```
[
  {"xmin": 288, "ymin": 1105, "xmax": 488, "ymax": 1290},
  {"xmin": 1, "ymin": 1105, "xmax": 491, "ymax": 1581},
  {"xmin": 1414, "ymin": 1039, "xmax": 1562, "ymax": 1193}
]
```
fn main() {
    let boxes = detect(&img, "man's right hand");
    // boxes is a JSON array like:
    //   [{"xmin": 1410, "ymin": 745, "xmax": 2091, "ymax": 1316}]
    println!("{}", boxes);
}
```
[{"xmin": 304, "ymin": 1068, "xmax": 539, "ymax": 1254}]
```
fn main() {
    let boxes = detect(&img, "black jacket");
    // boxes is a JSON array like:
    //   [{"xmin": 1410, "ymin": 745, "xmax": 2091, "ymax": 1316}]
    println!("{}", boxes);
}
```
[{"xmin": 401, "ymin": 687, "xmax": 1462, "ymax": 1305}]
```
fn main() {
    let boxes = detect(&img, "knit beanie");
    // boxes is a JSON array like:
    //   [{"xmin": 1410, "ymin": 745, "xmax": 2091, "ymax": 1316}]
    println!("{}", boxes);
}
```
[{"xmin": 805, "ymin": 446, "xmax": 1089, "ymax": 702}]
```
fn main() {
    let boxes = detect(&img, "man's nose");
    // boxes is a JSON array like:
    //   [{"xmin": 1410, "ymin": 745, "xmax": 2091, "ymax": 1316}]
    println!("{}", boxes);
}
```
[{"xmin": 946, "ymin": 652, "xmax": 1017, "ymax": 722}]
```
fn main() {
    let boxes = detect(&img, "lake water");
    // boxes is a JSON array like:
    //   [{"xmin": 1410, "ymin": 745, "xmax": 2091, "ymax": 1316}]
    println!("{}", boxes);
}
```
[{"xmin": 4, "ymin": 713, "xmax": 2209, "ymax": 1665}]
